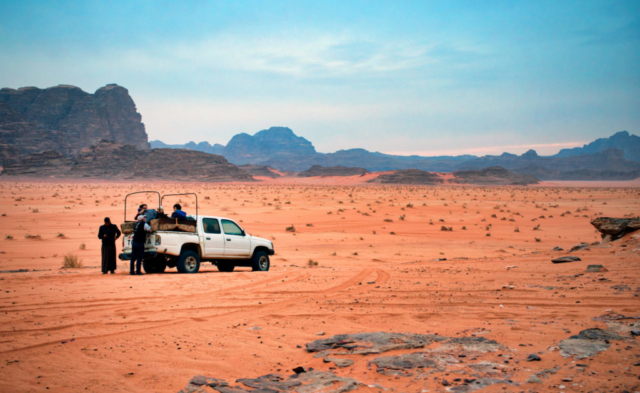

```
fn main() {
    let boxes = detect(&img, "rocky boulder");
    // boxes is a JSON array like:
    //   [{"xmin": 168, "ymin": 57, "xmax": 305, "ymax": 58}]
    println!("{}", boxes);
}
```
[{"xmin": 591, "ymin": 217, "xmax": 640, "ymax": 241}]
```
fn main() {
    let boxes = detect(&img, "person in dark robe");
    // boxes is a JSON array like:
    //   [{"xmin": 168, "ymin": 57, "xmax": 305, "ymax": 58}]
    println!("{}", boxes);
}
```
[{"xmin": 98, "ymin": 217, "xmax": 121, "ymax": 274}]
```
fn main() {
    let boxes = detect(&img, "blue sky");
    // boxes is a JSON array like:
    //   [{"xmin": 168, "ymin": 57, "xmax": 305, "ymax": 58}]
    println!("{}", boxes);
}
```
[{"xmin": 1, "ymin": 0, "xmax": 638, "ymax": 155}]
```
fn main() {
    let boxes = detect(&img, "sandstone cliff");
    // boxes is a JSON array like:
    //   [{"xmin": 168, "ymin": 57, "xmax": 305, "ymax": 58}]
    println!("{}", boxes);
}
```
[{"xmin": 0, "ymin": 84, "xmax": 149, "ymax": 165}]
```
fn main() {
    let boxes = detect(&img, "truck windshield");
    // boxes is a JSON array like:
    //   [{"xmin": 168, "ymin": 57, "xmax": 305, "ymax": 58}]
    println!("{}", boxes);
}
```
[{"xmin": 221, "ymin": 219, "xmax": 243, "ymax": 236}]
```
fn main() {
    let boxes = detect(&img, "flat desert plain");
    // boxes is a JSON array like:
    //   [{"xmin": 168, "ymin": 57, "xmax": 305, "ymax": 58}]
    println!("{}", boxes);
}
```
[{"xmin": 0, "ymin": 179, "xmax": 639, "ymax": 392}]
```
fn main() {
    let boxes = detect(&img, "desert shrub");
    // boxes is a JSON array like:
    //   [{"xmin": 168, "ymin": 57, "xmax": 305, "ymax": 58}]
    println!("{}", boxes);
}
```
[
  {"xmin": 32, "ymin": 208, "xmax": 39, "ymax": 213},
  {"xmin": 462, "ymin": 226, "xmax": 466, "ymax": 230},
  {"xmin": 285, "ymin": 225, "xmax": 295, "ymax": 232},
  {"xmin": 204, "ymin": 196, "xmax": 210, "ymax": 200},
  {"xmin": 533, "ymin": 224, "xmax": 540, "ymax": 230},
  {"xmin": 25, "ymin": 234, "xmax": 41, "ymax": 240},
  {"xmin": 406, "ymin": 203, "xmax": 413, "ymax": 208},
  {"xmin": 308, "ymin": 259, "xmax": 319, "ymax": 267},
  {"xmin": 486, "ymin": 233, "xmax": 491, "ymax": 237},
  {"xmin": 63, "ymin": 253, "xmax": 83, "ymax": 268},
  {"xmin": 399, "ymin": 214, "xmax": 406, "ymax": 221},
  {"xmin": 535, "ymin": 237, "xmax": 541, "ymax": 242},
  {"xmin": 306, "ymin": 223, "xmax": 314, "ymax": 227},
  {"xmin": 79, "ymin": 243, "xmax": 86, "ymax": 250},
  {"xmin": 384, "ymin": 218, "xmax": 393, "ymax": 222},
  {"xmin": 5, "ymin": 234, "xmax": 13, "ymax": 240}
]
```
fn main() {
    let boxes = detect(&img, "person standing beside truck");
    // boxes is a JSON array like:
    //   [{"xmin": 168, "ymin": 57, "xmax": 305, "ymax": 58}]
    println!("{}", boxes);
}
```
[
  {"xmin": 130, "ymin": 215, "xmax": 151, "ymax": 276},
  {"xmin": 171, "ymin": 203, "xmax": 187, "ymax": 219},
  {"xmin": 98, "ymin": 217, "xmax": 121, "ymax": 274}
]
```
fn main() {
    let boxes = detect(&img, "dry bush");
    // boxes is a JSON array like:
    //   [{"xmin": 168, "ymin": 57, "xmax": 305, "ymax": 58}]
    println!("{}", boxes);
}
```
[
  {"xmin": 63, "ymin": 253, "xmax": 83, "ymax": 268},
  {"xmin": 25, "ymin": 234, "xmax": 41, "ymax": 240},
  {"xmin": 5, "ymin": 234, "xmax": 13, "ymax": 240},
  {"xmin": 308, "ymin": 259, "xmax": 319, "ymax": 267},
  {"xmin": 79, "ymin": 243, "xmax": 86, "ymax": 250},
  {"xmin": 285, "ymin": 225, "xmax": 295, "ymax": 232}
]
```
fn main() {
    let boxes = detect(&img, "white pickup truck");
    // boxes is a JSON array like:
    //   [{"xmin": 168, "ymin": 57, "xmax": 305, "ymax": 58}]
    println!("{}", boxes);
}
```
[{"xmin": 118, "ymin": 192, "xmax": 274, "ymax": 274}]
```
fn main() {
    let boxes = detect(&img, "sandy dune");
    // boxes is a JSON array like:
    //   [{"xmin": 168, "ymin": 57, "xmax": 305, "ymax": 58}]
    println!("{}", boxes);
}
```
[{"xmin": 0, "ymin": 179, "xmax": 639, "ymax": 392}]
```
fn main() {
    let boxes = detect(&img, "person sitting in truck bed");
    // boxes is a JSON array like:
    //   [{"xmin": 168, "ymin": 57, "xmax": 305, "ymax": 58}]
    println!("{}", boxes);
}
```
[
  {"xmin": 171, "ymin": 203, "xmax": 187, "ymax": 219},
  {"xmin": 135, "ymin": 204, "xmax": 148, "ymax": 220},
  {"xmin": 156, "ymin": 206, "xmax": 168, "ymax": 219}
]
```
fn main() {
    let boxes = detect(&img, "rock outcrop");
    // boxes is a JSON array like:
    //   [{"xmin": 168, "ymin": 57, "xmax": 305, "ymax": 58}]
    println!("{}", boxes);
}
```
[
  {"xmin": 297, "ymin": 165, "xmax": 369, "ymax": 177},
  {"xmin": 0, "ymin": 84, "xmax": 149, "ymax": 165},
  {"xmin": 3, "ymin": 141, "xmax": 253, "ymax": 182},
  {"xmin": 238, "ymin": 164, "xmax": 281, "ymax": 178},
  {"xmin": 591, "ymin": 217, "xmax": 640, "ymax": 241},
  {"xmin": 452, "ymin": 166, "xmax": 539, "ymax": 185},
  {"xmin": 368, "ymin": 169, "xmax": 444, "ymax": 185}
]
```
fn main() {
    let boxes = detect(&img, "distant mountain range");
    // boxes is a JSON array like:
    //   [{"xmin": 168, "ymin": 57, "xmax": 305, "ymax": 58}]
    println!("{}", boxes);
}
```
[
  {"xmin": 2, "ymin": 83, "xmax": 638, "ymax": 181},
  {"xmin": 152, "ymin": 127, "xmax": 640, "ymax": 180}
]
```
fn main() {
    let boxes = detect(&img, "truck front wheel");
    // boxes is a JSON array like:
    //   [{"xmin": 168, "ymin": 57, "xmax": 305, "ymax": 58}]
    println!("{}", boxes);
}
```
[
  {"xmin": 251, "ymin": 251, "xmax": 270, "ymax": 272},
  {"xmin": 177, "ymin": 251, "xmax": 200, "ymax": 274}
]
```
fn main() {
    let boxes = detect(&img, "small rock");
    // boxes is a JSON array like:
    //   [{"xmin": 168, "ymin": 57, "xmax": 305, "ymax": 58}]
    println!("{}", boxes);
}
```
[
  {"xmin": 553, "ymin": 246, "xmax": 564, "ymax": 251},
  {"xmin": 631, "ymin": 330, "xmax": 640, "ymax": 337},
  {"xmin": 527, "ymin": 375, "xmax": 543, "ymax": 384},
  {"xmin": 441, "ymin": 378, "xmax": 450, "ymax": 386},
  {"xmin": 292, "ymin": 366, "xmax": 307, "ymax": 374},
  {"xmin": 586, "ymin": 265, "xmax": 608, "ymax": 273},
  {"xmin": 316, "ymin": 331, "xmax": 325, "ymax": 336},
  {"xmin": 562, "ymin": 377, "xmax": 573, "ymax": 382},
  {"xmin": 570, "ymin": 243, "xmax": 590, "ymax": 252},
  {"xmin": 552, "ymin": 256, "xmax": 581, "ymax": 264},
  {"xmin": 526, "ymin": 354, "xmax": 541, "ymax": 362}
]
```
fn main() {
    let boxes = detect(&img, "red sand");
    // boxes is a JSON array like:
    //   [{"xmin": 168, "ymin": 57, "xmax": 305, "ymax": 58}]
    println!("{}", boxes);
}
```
[{"xmin": 0, "ymin": 179, "xmax": 639, "ymax": 392}]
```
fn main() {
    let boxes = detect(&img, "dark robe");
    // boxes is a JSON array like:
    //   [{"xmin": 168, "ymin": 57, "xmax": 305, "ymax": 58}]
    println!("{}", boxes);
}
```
[{"xmin": 99, "ymin": 224, "xmax": 121, "ymax": 273}]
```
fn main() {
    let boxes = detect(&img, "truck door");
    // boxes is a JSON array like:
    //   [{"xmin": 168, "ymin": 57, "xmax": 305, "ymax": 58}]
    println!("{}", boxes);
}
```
[
  {"xmin": 221, "ymin": 219, "xmax": 251, "ymax": 256},
  {"xmin": 202, "ymin": 218, "xmax": 225, "ymax": 257}
]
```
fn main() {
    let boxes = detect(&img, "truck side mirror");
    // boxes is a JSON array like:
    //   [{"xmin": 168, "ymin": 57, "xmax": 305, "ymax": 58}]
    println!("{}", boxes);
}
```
[{"xmin": 241, "ymin": 229, "xmax": 246, "ymax": 236}]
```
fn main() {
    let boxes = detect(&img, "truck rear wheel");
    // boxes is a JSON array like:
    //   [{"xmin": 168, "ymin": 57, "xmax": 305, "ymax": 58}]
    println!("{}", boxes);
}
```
[
  {"xmin": 251, "ymin": 251, "xmax": 270, "ymax": 272},
  {"xmin": 217, "ymin": 262, "xmax": 235, "ymax": 272},
  {"xmin": 177, "ymin": 251, "xmax": 200, "ymax": 274}
]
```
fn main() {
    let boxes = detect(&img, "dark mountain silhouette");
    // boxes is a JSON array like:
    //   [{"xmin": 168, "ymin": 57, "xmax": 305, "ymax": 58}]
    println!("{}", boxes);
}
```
[
  {"xmin": 223, "ymin": 127, "xmax": 317, "ymax": 165},
  {"xmin": 555, "ymin": 131, "xmax": 640, "ymax": 161},
  {"xmin": 150, "ymin": 140, "xmax": 225, "ymax": 155},
  {"xmin": 0, "ymin": 84, "xmax": 149, "ymax": 166},
  {"xmin": 459, "ymin": 148, "xmax": 640, "ymax": 179}
]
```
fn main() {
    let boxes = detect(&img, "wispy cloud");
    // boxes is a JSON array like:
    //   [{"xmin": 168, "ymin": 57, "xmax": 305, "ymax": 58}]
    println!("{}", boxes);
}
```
[{"xmin": 117, "ymin": 33, "xmax": 485, "ymax": 79}]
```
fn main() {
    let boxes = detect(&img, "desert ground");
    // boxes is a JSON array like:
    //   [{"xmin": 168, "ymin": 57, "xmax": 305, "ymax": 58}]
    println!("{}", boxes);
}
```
[{"xmin": 0, "ymin": 178, "xmax": 639, "ymax": 392}]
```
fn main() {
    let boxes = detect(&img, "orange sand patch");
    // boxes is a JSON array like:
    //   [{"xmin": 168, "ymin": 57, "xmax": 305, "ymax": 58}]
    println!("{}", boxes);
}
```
[{"xmin": 0, "ymin": 180, "xmax": 639, "ymax": 392}]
